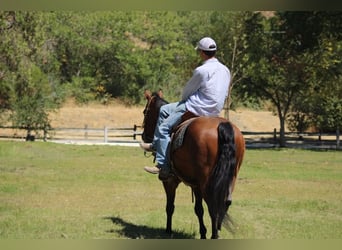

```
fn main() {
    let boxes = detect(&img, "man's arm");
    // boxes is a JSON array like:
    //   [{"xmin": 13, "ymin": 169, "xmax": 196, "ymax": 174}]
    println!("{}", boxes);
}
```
[{"xmin": 181, "ymin": 69, "xmax": 203, "ymax": 101}]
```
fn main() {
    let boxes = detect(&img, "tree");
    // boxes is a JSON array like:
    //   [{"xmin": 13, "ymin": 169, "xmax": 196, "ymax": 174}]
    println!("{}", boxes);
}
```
[
  {"xmin": 242, "ymin": 11, "xmax": 342, "ymax": 147},
  {"xmin": 0, "ymin": 11, "xmax": 62, "ymax": 138},
  {"xmin": 242, "ymin": 12, "xmax": 314, "ymax": 147},
  {"xmin": 10, "ymin": 62, "xmax": 57, "ymax": 140},
  {"xmin": 0, "ymin": 11, "xmax": 26, "ymax": 114},
  {"xmin": 286, "ymin": 12, "xmax": 342, "ymax": 136}
]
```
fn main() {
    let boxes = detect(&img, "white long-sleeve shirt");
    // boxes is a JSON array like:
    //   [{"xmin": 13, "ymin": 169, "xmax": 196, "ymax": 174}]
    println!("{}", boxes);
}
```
[{"xmin": 182, "ymin": 58, "xmax": 230, "ymax": 117}]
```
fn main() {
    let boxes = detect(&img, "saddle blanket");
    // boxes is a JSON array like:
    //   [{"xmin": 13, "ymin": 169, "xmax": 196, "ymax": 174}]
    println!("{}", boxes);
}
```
[{"xmin": 171, "ymin": 118, "xmax": 196, "ymax": 152}]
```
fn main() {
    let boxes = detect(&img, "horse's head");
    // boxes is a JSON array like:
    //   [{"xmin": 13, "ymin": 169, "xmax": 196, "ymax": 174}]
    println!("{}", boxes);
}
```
[{"xmin": 142, "ymin": 91, "xmax": 168, "ymax": 143}]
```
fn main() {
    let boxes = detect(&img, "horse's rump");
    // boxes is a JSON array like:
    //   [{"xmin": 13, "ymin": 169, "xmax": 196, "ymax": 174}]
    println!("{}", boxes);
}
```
[{"xmin": 171, "ymin": 117, "xmax": 227, "ymax": 187}]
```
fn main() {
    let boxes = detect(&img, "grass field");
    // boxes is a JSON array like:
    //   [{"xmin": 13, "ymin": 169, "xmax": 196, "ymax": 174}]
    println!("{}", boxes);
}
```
[{"xmin": 0, "ymin": 141, "xmax": 341, "ymax": 239}]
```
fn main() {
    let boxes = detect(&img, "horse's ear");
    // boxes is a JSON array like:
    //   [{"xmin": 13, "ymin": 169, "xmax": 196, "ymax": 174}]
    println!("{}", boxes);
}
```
[
  {"xmin": 157, "ymin": 89, "xmax": 164, "ymax": 99},
  {"xmin": 144, "ymin": 89, "xmax": 152, "ymax": 101}
]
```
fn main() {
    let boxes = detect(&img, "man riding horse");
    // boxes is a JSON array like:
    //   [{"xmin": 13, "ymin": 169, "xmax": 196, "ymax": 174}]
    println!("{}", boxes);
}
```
[{"xmin": 140, "ymin": 37, "xmax": 231, "ymax": 181}]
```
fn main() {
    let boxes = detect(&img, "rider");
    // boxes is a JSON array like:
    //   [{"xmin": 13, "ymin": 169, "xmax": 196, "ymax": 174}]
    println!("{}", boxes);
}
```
[{"xmin": 140, "ymin": 37, "xmax": 231, "ymax": 181}]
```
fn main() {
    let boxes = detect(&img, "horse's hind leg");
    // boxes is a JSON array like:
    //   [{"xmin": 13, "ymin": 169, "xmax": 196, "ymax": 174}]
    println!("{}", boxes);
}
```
[
  {"xmin": 193, "ymin": 188, "xmax": 207, "ymax": 239},
  {"xmin": 209, "ymin": 213, "xmax": 219, "ymax": 239},
  {"xmin": 218, "ymin": 199, "xmax": 232, "ymax": 230},
  {"xmin": 206, "ymin": 202, "xmax": 219, "ymax": 239}
]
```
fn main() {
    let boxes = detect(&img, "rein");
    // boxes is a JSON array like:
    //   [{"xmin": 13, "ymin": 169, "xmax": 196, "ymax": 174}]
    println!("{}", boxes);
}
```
[
  {"xmin": 144, "ymin": 151, "xmax": 157, "ymax": 164},
  {"xmin": 143, "ymin": 151, "xmax": 154, "ymax": 158}
]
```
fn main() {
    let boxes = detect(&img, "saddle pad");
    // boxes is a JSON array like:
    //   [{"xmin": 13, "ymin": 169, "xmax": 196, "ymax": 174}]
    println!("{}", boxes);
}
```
[{"xmin": 171, "ymin": 118, "xmax": 196, "ymax": 152}]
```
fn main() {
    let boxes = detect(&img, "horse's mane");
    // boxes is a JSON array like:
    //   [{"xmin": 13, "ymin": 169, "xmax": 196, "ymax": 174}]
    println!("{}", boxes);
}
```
[{"xmin": 141, "ymin": 91, "xmax": 168, "ymax": 143}]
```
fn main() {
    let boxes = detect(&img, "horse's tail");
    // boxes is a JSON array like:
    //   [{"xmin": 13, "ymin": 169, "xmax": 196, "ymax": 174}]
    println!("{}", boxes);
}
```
[{"xmin": 207, "ymin": 121, "xmax": 236, "ymax": 225}]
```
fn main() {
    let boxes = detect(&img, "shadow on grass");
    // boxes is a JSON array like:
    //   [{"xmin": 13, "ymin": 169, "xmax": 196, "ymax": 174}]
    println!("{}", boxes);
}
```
[{"xmin": 104, "ymin": 216, "xmax": 195, "ymax": 239}]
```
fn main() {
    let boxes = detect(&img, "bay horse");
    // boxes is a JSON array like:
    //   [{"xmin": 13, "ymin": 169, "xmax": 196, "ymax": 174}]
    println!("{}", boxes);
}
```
[{"xmin": 141, "ymin": 92, "xmax": 245, "ymax": 239}]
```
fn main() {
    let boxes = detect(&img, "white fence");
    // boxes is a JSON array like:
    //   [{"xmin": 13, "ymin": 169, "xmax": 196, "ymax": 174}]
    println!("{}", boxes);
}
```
[
  {"xmin": 0, "ymin": 125, "xmax": 340, "ymax": 149},
  {"xmin": 0, "ymin": 125, "xmax": 142, "ymax": 143}
]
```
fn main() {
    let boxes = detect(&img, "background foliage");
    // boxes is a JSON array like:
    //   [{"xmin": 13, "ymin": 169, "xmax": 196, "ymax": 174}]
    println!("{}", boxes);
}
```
[{"xmin": 0, "ymin": 11, "xmax": 341, "ymax": 142}]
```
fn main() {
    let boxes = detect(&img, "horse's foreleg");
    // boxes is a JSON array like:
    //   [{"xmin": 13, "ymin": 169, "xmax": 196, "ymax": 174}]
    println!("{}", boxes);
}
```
[
  {"xmin": 193, "ymin": 188, "xmax": 207, "ymax": 239},
  {"xmin": 163, "ymin": 179, "xmax": 179, "ymax": 235}
]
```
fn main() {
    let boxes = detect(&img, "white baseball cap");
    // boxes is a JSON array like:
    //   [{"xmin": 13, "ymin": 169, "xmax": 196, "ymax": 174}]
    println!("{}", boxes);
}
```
[{"xmin": 195, "ymin": 37, "xmax": 217, "ymax": 51}]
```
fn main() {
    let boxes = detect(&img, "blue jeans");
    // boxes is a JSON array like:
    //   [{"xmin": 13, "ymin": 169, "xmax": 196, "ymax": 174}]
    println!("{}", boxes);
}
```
[{"xmin": 152, "ymin": 101, "xmax": 187, "ymax": 170}]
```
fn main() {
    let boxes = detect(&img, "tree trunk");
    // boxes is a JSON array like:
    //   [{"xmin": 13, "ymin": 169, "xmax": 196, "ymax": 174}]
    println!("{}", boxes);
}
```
[
  {"xmin": 224, "ymin": 97, "xmax": 230, "ymax": 120},
  {"xmin": 224, "ymin": 78, "xmax": 234, "ymax": 120},
  {"xmin": 25, "ymin": 128, "xmax": 35, "ymax": 141},
  {"xmin": 279, "ymin": 116, "xmax": 286, "ymax": 147}
]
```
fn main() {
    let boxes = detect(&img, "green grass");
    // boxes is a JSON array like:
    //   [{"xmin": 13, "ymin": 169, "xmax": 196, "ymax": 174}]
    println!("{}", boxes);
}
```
[{"xmin": 0, "ymin": 141, "xmax": 341, "ymax": 239}]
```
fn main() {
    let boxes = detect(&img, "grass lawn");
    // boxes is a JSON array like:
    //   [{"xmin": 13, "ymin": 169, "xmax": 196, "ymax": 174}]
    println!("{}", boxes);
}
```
[{"xmin": 0, "ymin": 141, "xmax": 341, "ymax": 239}]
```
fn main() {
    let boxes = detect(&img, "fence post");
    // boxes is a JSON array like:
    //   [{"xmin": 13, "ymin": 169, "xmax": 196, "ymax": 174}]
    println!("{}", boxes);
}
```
[
  {"xmin": 337, "ymin": 128, "xmax": 340, "ymax": 150},
  {"xmin": 85, "ymin": 124, "xmax": 88, "ymax": 140},
  {"xmin": 133, "ymin": 125, "xmax": 137, "ymax": 140},
  {"xmin": 273, "ymin": 128, "xmax": 277, "ymax": 144},
  {"xmin": 104, "ymin": 126, "xmax": 108, "ymax": 143}
]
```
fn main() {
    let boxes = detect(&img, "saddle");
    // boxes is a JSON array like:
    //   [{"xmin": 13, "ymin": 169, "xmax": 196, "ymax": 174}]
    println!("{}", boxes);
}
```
[{"xmin": 171, "ymin": 111, "xmax": 198, "ymax": 152}]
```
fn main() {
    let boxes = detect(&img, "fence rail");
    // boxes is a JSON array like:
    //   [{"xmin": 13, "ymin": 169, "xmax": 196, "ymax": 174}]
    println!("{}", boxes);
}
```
[
  {"xmin": 0, "ymin": 125, "xmax": 143, "ymax": 142},
  {"xmin": 0, "ymin": 125, "xmax": 340, "ymax": 149}
]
